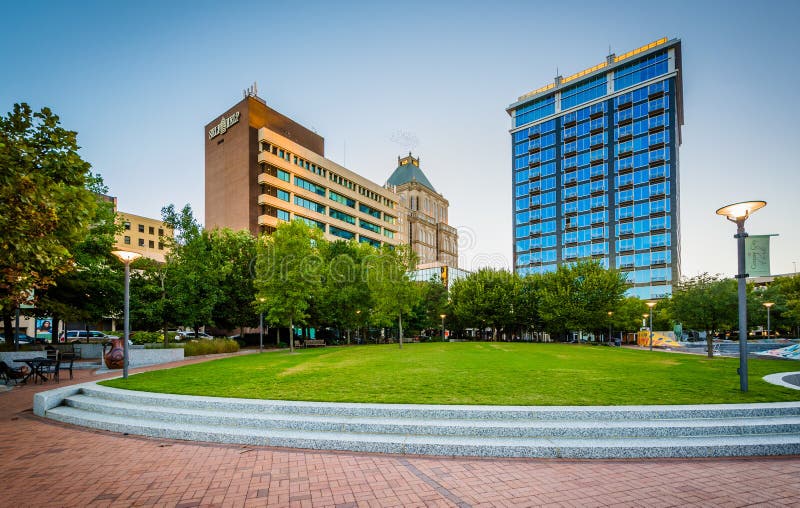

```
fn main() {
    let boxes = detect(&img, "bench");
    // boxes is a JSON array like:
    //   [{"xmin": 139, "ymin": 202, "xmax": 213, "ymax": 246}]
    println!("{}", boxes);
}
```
[
  {"xmin": 44, "ymin": 345, "xmax": 76, "ymax": 380},
  {"xmin": 49, "ymin": 343, "xmax": 81, "ymax": 360},
  {"xmin": 303, "ymin": 340, "xmax": 326, "ymax": 348}
]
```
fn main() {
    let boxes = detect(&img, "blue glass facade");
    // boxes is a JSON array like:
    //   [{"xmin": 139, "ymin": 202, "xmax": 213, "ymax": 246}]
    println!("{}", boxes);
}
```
[{"xmin": 509, "ymin": 39, "xmax": 682, "ymax": 300}]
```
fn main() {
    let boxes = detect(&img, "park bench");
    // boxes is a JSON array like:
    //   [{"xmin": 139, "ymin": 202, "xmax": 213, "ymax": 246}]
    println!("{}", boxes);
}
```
[{"xmin": 303, "ymin": 340, "xmax": 326, "ymax": 348}]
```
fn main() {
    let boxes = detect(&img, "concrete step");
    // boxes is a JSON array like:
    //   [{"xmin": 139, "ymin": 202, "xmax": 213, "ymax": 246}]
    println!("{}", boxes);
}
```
[
  {"xmin": 62, "ymin": 393, "xmax": 800, "ymax": 439},
  {"xmin": 76, "ymin": 385, "xmax": 800, "ymax": 421},
  {"xmin": 44, "ymin": 404, "xmax": 800, "ymax": 459}
]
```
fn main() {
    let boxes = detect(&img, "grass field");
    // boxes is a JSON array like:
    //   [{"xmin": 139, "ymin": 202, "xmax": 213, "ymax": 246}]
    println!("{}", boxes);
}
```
[{"xmin": 100, "ymin": 343, "xmax": 800, "ymax": 406}]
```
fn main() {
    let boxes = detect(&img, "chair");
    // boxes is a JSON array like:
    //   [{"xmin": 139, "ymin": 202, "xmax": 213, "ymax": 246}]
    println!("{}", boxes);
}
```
[
  {"xmin": 0, "ymin": 361, "xmax": 27, "ymax": 385},
  {"xmin": 59, "ymin": 350, "xmax": 75, "ymax": 380},
  {"xmin": 42, "ymin": 348, "xmax": 61, "ymax": 383}
]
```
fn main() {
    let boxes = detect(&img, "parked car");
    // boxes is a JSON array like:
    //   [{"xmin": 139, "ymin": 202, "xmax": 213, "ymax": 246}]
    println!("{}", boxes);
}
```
[
  {"xmin": 0, "ymin": 332, "xmax": 43, "ymax": 344},
  {"xmin": 176, "ymin": 330, "xmax": 213, "ymax": 340},
  {"xmin": 60, "ymin": 330, "xmax": 120, "ymax": 343}
]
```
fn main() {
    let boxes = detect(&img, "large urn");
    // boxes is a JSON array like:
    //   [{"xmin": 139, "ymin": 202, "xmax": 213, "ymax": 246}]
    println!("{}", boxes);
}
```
[{"xmin": 103, "ymin": 338, "xmax": 125, "ymax": 369}]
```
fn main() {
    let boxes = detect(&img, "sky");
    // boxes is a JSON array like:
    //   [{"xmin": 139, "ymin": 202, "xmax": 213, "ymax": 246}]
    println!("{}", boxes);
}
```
[{"xmin": 2, "ymin": 0, "xmax": 799, "ymax": 278}]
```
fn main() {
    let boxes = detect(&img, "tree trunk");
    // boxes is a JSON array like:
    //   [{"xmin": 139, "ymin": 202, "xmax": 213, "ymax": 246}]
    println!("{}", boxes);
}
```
[
  {"xmin": 347, "ymin": 328, "xmax": 351, "ymax": 345},
  {"xmin": 289, "ymin": 319, "xmax": 294, "ymax": 353},
  {"xmin": 52, "ymin": 314, "xmax": 60, "ymax": 348},
  {"xmin": 706, "ymin": 329, "xmax": 713, "ymax": 358},
  {"xmin": 398, "ymin": 314, "xmax": 403, "ymax": 349},
  {"xmin": 3, "ymin": 312, "xmax": 14, "ymax": 350}
]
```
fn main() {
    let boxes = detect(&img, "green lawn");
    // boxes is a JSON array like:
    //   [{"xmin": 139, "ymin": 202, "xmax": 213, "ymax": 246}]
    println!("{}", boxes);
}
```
[{"xmin": 100, "ymin": 343, "xmax": 800, "ymax": 405}]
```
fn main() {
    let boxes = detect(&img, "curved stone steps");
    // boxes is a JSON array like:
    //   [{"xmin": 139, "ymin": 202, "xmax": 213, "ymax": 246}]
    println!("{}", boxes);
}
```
[{"xmin": 34, "ymin": 383, "xmax": 800, "ymax": 459}]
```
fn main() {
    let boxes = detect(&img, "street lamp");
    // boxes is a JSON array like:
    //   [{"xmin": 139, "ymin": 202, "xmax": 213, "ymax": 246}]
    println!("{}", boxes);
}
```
[
  {"xmin": 716, "ymin": 200, "xmax": 766, "ymax": 392},
  {"xmin": 763, "ymin": 302, "xmax": 774, "ymax": 338},
  {"xmin": 111, "ymin": 250, "xmax": 142, "ymax": 379},
  {"xmin": 646, "ymin": 302, "xmax": 656, "ymax": 351},
  {"xmin": 258, "ymin": 297, "xmax": 265, "ymax": 353},
  {"xmin": 440, "ymin": 314, "xmax": 446, "ymax": 342},
  {"xmin": 607, "ymin": 311, "xmax": 613, "ymax": 344}
]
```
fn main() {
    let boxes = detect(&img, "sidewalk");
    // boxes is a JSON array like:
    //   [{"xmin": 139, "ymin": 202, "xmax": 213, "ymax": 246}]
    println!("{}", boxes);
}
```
[{"xmin": 1, "ymin": 352, "xmax": 799, "ymax": 507}]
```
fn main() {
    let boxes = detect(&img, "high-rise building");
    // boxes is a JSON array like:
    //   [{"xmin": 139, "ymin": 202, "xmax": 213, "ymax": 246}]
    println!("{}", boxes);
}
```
[
  {"xmin": 205, "ymin": 94, "xmax": 401, "ymax": 247},
  {"xmin": 507, "ymin": 38, "xmax": 683, "ymax": 299},
  {"xmin": 387, "ymin": 153, "xmax": 458, "ymax": 268}
]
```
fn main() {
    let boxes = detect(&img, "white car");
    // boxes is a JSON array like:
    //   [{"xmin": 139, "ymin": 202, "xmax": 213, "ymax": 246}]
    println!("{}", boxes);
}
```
[
  {"xmin": 62, "ymin": 330, "xmax": 120, "ymax": 343},
  {"xmin": 176, "ymin": 330, "xmax": 213, "ymax": 340}
]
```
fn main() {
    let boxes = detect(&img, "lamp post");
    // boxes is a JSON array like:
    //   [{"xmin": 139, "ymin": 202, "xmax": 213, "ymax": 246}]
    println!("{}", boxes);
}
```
[
  {"xmin": 111, "ymin": 250, "xmax": 142, "ymax": 379},
  {"xmin": 763, "ymin": 302, "xmax": 774, "ymax": 338},
  {"xmin": 716, "ymin": 200, "xmax": 766, "ymax": 392},
  {"xmin": 607, "ymin": 311, "xmax": 613, "ymax": 344},
  {"xmin": 258, "ymin": 297, "xmax": 265, "ymax": 353},
  {"xmin": 440, "ymin": 314, "xmax": 446, "ymax": 342},
  {"xmin": 646, "ymin": 302, "xmax": 656, "ymax": 350}
]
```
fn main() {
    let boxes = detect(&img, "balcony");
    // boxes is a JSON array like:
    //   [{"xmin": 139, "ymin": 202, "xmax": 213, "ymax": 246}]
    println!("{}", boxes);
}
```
[
  {"xmin": 591, "ymin": 217, "xmax": 605, "ymax": 225},
  {"xmin": 590, "ymin": 157, "xmax": 605, "ymax": 166},
  {"xmin": 617, "ymin": 148, "xmax": 633, "ymax": 158},
  {"xmin": 618, "ymin": 215, "xmax": 634, "ymax": 223},
  {"xmin": 563, "ymin": 178, "xmax": 578, "ymax": 188},
  {"xmin": 563, "ymin": 134, "xmax": 577, "ymax": 143},
  {"xmin": 618, "ymin": 181, "xmax": 634, "ymax": 190},
  {"xmin": 650, "ymin": 225, "xmax": 668, "ymax": 233},
  {"xmin": 650, "ymin": 209, "xmax": 667, "ymax": 217},
  {"xmin": 563, "ymin": 149, "xmax": 577, "ymax": 158},
  {"xmin": 649, "ymin": 158, "xmax": 666, "ymax": 167},
  {"xmin": 650, "ymin": 173, "xmax": 667, "ymax": 183},
  {"xmin": 590, "ymin": 188, "xmax": 605, "ymax": 197},
  {"xmin": 651, "ymin": 188, "xmax": 667, "ymax": 198},
  {"xmin": 563, "ymin": 160, "xmax": 578, "ymax": 170},
  {"xmin": 618, "ymin": 230, "xmax": 634, "ymax": 238},
  {"xmin": 563, "ymin": 119, "xmax": 577, "ymax": 128},
  {"xmin": 650, "ymin": 260, "xmax": 668, "ymax": 267},
  {"xmin": 590, "ymin": 111, "xmax": 604, "ymax": 120},
  {"xmin": 649, "ymin": 141, "xmax": 665, "ymax": 150},
  {"xmin": 616, "ymin": 101, "xmax": 632, "ymax": 110},
  {"xmin": 528, "ymin": 131, "xmax": 541, "ymax": 140},
  {"xmin": 618, "ymin": 117, "xmax": 633, "ymax": 126},
  {"xmin": 529, "ymin": 230, "xmax": 542, "ymax": 238},
  {"xmin": 617, "ymin": 165, "xmax": 634, "ymax": 175},
  {"xmin": 648, "ymin": 124, "xmax": 665, "ymax": 134},
  {"xmin": 564, "ymin": 194, "xmax": 578, "ymax": 202},
  {"xmin": 528, "ymin": 159, "xmax": 541, "ymax": 168},
  {"xmin": 528, "ymin": 146, "xmax": 541, "ymax": 155},
  {"xmin": 529, "ymin": 187, "xmax": 542, "ymax": 195},
  {"xmin": 651, "ymin": 244, "xmax": 668, "ymax": 251},
  {"xmin": 591, "ymin": 253, "xmax": 605, "ymax": 259},
  {"xmin": 590, "ymin": 126, "xmax": 604, "ymax": 135},
  {"xmin": 591, "ymin": 204, "xmax": 606, "ymax": 212},
  {"xmin": 648, "ymin": 107, "xmax": 665, "ymax": 117},
  {"xmin": 590, "ymin": 141, "xmax": 604, "ymax": 150},
  {"xmin": 590, "ymin": 172, "xmax": 605, "ymax": 182},
  {"xmin": 618, "ymin": 132, "xmax": 633, "ymax": 142},
  {"xmin": 618, "ymin": 262, "xmax": 634, "ymax": 269},
  {"xmin": 649, "ymin": 90, "xmax": 665, "ymax": 100},
  {"xmin": 257, "ymin": 193, "xmax": 271, "ymax": 205},
  {"xmin": 618, "ymin": 245, "xmax": 634, "ymax": 253}
]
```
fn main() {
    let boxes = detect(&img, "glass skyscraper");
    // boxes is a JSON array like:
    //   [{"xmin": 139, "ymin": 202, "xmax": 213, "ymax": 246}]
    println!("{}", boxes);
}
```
[{"xmin": 507, "ymin": 38, "xmax": 683, "ymax": 299}]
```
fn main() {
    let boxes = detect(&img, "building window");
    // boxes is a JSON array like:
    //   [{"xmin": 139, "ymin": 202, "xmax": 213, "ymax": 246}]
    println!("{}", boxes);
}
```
[
  {"xmin": 138, "ymin": 238, "xmax": 145, "ymax": 247},
  {"xmin": 329, "ymin": 190, "xmax": 355, "ymax": 208},
  {"xmin": 294, "ymin": 196, "xmax": 326, "ymax": 215},
  {"xmin": 158, "ymin": 228, "xmax": 164, "ymax": 236},
  {"xmin": 329, "ymin": 225, "xmax": 355, "ymax": 240},
  {"xmin": 295, "ymin": 176, "xmax": 326, "ymax": 197},
  {"xmin": 158, "ymin": 242, "xmax": 164, "ymax": 250},
  {"xmin": 277, "ymin": 189, "xmax": 290, "ymax": 202},
  {"xmin": 148, "ymin": 240, "xmax": 155, "ymax": 248},
  {"xmin": 277, "ymin": 169, "xmax": 290, "ymax": 182},
  {"xmin": 123, "ymin": 235, "xmax": 130, "ymax": 245},
  {"xmin": 148, "ymin": 226, "xmax": 155, "ymax": 235},
  {"xmin": 359, "ymin": 203, "xmax": 381, "ymax": 219},
  {"xmin": 329, "ymin": 208, "xmax": 356, "ymax": 225},
  {"xmin": 124, "ymin": 221, "xmax": 131, "ymax": 230},
  {"xmin": 138, "ymin": 224, "xmax": 144, "ymax": 233},
  {"xmin": 360, "ymin": 219, "xmax": 381, "ymax": 234},
  {"xmin": 295, "ymin": 215, "xmax": 326, "ymax": 231},
  {"xmin": 277, "ymin": 209, "xmax": 290, "ymax": 222}
]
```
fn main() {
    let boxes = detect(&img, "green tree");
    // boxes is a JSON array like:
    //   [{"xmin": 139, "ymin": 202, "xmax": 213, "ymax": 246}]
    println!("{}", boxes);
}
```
[
  {"xmin": 254, "ymin": 220, "xmax": 323, "ymax": 352},
  {"xmin": 610, "ymin": 297, "xmax": 649, "ymax": 337},
  {"xmin": 449, "ymin": 268, "xmax": 519, "ymax": 340},
  {"xmin": 0, "ymin": 104, "xmax": 100, "ymax": 342},
  {"xmin": 315, "ymin": 240, "xmax": 373, "ymax": 343},
  {"xmin": 208, "ymin": 228, "xmax": 258, "ymax": 337},
  {"xmin": 162, "ymin": 204, "xmax": 221, "ymax": 336},
  {"xmin": 669, "ymin": 273, "xmax": 737, "ymax": 357},
  {"xmin": 129, "ymin": 257, "xmax": 169, "ymax": 334},
  {"xmin": 366, "ymin": 244, "xmax": 417, "ymax": 347},
  {"xmin": 537, "ymin": 261, "xmax": 628, "ymax": 340},
  {"xmin": 407, "ymin": 275, "xmax": 448, "ymax": 337}
]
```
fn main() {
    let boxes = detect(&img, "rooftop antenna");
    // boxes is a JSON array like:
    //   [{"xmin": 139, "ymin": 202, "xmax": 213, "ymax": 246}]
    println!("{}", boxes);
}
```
[{"xmin": 243, "ymin": 82, "xmax": 258, "ymax": 98}]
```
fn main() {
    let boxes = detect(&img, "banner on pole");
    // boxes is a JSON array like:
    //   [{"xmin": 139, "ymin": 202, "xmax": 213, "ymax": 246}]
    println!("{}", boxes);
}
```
[{"xmin": 745, "ymin": 235, "xmax": 772, "ymax": 277}]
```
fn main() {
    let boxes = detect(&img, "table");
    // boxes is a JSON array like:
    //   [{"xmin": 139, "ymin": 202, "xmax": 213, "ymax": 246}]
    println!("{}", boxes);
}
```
[{"xmin": 13, "ymin": 358, "xmax": 56, "ymax": 384}]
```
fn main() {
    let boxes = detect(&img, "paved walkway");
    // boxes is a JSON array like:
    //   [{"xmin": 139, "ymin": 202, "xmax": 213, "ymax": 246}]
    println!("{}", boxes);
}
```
[{"xmin": 2, "ymin": 352, "xmax": 800, "ymax": 507}]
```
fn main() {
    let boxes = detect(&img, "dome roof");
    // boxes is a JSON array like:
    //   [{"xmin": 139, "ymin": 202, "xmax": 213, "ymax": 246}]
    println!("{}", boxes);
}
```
[{"xmin": 386, "ymin": 153, "xmax": 435, "ymax": 192}]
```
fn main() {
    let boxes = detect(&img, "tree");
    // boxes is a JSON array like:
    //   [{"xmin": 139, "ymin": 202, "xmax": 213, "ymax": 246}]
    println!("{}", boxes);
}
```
[
  {"xmin": 449, "ymin": 268, "xmax": 519, "ymax": 340},
  {"xmin": 536, "ymin": 261, "xmax": 628, "ymax": 340},
  {"xmin": 208, "ymin": 229, "xmax": 258, "ymax": 336},
  {"xmin": 315, "ymin": 240, "xmax": 373, "ymax": 343},
  {"xmin": 669, "ymin": 273, "xmax": 737, "ymax": 357},
  {"xmin": 162, "ymin": 204, "xmax": 221, "ymax": 336},
  {"xmin": 610, "ymin": 297, "xmax": 648, "ymax": 339},
  {"xmin": 0, "ymin": 104, "xmax": 99, "ymax": 342},
  {"xmin": 254, "ymin": 220, "xmax": 323, "ymax": 352},
  {"xmin": 366, "ymin": 244, "xmax": 417, "ymax": 347},
  {"xmin": 407, "ymin": 274, "xmax": 448, "ymax": 337}
]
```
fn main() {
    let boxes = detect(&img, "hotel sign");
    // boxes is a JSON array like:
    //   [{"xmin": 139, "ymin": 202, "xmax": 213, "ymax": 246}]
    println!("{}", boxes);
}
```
[{"xmin": 208, "ymin": 111, "xmax": 241, "ymax": 139}]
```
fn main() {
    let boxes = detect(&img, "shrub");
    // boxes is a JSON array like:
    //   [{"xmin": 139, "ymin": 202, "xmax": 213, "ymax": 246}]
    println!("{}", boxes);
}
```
[{"xmin": 183, "ymin": 339, "xmax": 239, "ymax": 357}]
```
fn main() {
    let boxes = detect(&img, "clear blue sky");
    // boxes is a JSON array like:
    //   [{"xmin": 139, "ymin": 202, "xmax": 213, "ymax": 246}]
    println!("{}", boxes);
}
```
[{"xmin": 2, "ymin": 0, "xmax": 799, "ymax": 278}]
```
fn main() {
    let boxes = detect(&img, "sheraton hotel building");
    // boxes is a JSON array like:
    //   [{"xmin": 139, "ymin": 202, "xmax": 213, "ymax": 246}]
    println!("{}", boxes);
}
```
[{"xmin": 508, "ymin": 38, "xmax": 683, "ymax": 299}]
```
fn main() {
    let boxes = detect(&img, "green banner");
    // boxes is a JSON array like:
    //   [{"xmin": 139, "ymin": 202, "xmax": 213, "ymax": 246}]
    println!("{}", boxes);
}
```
[{"xmin": 745, "ymin": 235, "xmax": 771, "ymax": 277}]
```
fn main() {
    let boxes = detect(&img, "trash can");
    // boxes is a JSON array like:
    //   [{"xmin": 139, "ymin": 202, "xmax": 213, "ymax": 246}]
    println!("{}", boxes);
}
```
[{"xmin": 614, "ymin": 337, "xmax": 622, "ymax": 347}]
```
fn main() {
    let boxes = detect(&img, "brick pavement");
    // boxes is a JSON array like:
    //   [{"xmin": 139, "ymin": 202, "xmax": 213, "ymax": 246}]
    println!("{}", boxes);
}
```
[{"xmin": 2, "ymin": 352, "xmax": 800, "ymax": 507}]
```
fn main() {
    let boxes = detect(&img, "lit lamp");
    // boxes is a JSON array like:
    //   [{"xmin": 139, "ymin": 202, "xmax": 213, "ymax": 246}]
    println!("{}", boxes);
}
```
[
  {"xmin": 763, "ymin": 302, "xmax": 774, "ymax": 338},
  {"xmin": 111, "ymin": 250, "xmax": 142, "ymax": 379},
  {"xmin": 258, "ymin": 297, "xmax": 266, "ymax": 353},
  {"xmin": 440, "ymin": 314, "xmax": 447, "ymax": 342},
  {"xmin": 646, "ymin": 302, "xmax": 656, "ymax": 351},
  {"xmin": 607, "ymin": 311, "xmax": 613, "ymax": 344},
  {"xmin": 716, "ymin": 200, "xmax": 766, "ymax": 392}
]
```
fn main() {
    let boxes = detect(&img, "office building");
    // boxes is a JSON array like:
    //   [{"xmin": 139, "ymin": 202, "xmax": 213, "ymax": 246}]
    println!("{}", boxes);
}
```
[
  {"xmin": 115, "ymin": 211, "xmax": 172, "ymax": 263},
  {"xmin": 387, "ymin": 153, "xmax": 459, "ymax": 269},
  {"xmin": 507, "ymin": 38, "xmax": 683, "ymax": 299},
  {"xmin": 205, "ymin": 93, "xmax": 400, "ymax": 247}
]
